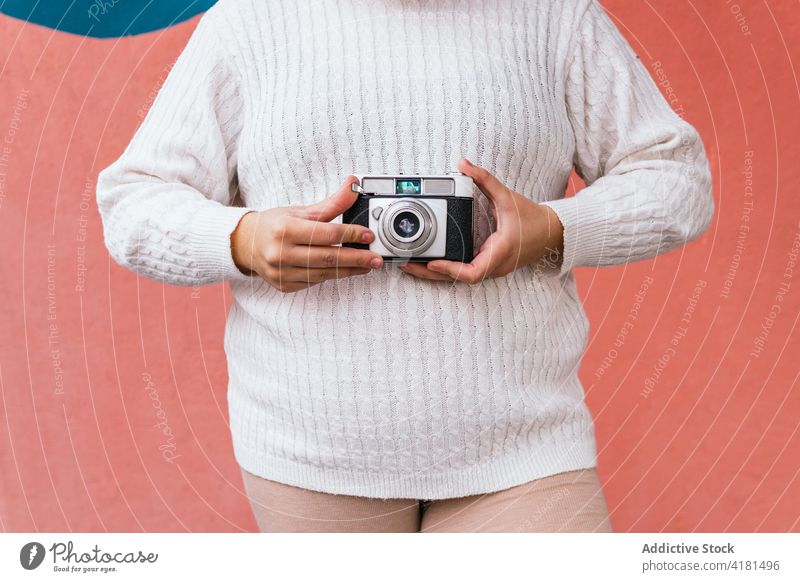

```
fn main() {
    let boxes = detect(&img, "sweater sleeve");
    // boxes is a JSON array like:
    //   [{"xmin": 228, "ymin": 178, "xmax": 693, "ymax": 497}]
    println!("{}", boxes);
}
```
[
  {"xmin": 540, "ymin": 0, "xmax": 714, "ymax": 276},
  {"xmin": 96, "ymin": 6, "xmax": 254, "ymax": 286}
]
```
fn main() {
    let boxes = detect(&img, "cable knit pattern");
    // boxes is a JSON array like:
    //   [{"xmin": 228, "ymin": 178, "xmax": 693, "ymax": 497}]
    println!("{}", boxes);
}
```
[{"xmin": 97, "ymin": 0, "xmax": 713, "ymax": 499}]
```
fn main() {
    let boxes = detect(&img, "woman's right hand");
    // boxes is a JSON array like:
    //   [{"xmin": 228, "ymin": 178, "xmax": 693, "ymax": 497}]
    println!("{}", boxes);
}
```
[{"xmin": 231, "ymin": 176, "xmax": 384, "ymax": 292}]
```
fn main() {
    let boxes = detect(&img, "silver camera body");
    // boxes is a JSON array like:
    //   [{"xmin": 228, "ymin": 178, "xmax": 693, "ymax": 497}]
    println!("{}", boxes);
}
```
[{"xmin": 342, "ymin": 173, "xmax": 475, "ymax": 262}]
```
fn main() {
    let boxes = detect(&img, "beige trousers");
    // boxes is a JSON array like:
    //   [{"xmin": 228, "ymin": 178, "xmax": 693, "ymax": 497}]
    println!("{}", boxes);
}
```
[{"xmin": 240, "ymin": 467, "xmax": 613, "ymax": 533}]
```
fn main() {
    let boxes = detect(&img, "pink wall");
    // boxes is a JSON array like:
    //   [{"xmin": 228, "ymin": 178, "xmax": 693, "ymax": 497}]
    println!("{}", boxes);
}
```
[{"xmin": 1, "ymin": 1, "xmax": 798, "ymax": 532}]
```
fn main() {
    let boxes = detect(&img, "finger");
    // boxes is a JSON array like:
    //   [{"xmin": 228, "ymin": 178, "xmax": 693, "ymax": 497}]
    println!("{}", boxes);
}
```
[
  {"xmin": 429, "ymin": 231, "xmax": 504, "ymax": 275},
  {"xmin": 274, "ymin": 281, "xmax": 312, "ymax": 293},
  {"xmin": 423, "ymin": 259, "xmax": 488, "ymax": 284},
  {"xmin": 398, "ymin": 262, "xmax": 454, "ymax": 281},
  {"xmin": 284, "ymin": 218, "xmax": 374, "ymax": 246},
  {"xmin": 275, "ymin": 266, "xmax": 372, "ymax": 284},
  {"xmin": 286, "ymin": 245, "xmax": 383, "ymax": 269},
  {"xmin": 425, "ymin": 239, "xmax": 503, "ymax": 284},
  {"xmin": 296, "ymin": 175, "xmax": 360, "ymax": 222},
  {"xmin": 457, "ymin": 158, "xmax": 512, "ymax": 210}
]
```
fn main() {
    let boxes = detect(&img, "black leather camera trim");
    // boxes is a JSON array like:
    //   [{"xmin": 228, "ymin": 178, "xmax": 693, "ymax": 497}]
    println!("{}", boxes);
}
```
[{"xmin": 444, "ymin": 197, "xmax": 474, "ymax": 262}]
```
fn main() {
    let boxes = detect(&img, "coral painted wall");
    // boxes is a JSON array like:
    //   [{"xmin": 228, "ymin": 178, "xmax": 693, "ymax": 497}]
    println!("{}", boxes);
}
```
[{"xmin": 1, "ymin": 1, "xmax": 798, "ymax": 532}]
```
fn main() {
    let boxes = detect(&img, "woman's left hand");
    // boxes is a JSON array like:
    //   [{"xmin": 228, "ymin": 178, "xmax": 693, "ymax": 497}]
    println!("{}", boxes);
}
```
[{"xmin": 399, "ymin": 158, "xmax": 565, "ymax": 284}]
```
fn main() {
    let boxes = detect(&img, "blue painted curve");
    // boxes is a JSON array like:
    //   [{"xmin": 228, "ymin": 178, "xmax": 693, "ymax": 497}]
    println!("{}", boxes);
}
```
[{"xmin": 0, "ymin": 0, "xmax": 217, "ymax": 38}]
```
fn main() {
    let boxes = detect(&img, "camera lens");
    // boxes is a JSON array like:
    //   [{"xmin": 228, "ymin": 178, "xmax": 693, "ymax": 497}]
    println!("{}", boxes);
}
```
[
  {"xmin": 392, "ymin": 211, "xmax": 421, "ymax": 238},
  {"xmin": 377, "ymin": 199, "xmax": 437, "ymax": 257}
]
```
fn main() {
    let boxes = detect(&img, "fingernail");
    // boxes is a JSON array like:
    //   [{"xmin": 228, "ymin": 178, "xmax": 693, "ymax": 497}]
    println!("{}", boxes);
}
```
[
  {"xmin": 370, "ymin": 257, "xmax": 382, "ymax": 268},
  {"xmin": 361, "ymin": 231, "xmax": 372, "ymax": 242},
  {"xmin": 463, "ymin": 159, "xmax": 473, "ymax": 168},
  {"xmin": 427, "ymin": 264, "xmax": 441, "ymax": 272}
]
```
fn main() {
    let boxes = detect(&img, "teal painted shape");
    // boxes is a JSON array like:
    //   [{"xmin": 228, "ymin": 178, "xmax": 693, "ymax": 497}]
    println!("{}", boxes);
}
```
[{"xmin": 0, "ymin": 0, "xmax": 217, "ymax": 38}]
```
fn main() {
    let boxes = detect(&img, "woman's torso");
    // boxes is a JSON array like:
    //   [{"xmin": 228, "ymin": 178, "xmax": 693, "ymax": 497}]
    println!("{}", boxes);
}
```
[{"xmin": 218, "ymin": 0, "xmax": 594, "ymax": 475}]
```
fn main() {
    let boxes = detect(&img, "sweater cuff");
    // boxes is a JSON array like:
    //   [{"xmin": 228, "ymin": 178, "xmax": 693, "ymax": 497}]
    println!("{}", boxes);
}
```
[
  {"xmin": 188, "ymin": 204, "xmax": 257, "ymax": 283},
  {"xmin": 539, "ymin": 194, "xmax": 612, "ymax": 277}
]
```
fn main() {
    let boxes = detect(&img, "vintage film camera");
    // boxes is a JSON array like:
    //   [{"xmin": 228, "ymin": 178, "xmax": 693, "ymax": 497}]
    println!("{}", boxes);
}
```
[{"xmin": 342, "ymin": 173, "xmax": 474, "ymax": 262}]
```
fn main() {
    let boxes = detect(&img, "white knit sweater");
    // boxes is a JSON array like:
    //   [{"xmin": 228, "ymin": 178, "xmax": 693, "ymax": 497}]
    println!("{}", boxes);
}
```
[{"xmin": 97, "ymin": 0, "xmax": 713, "ymax": 499}]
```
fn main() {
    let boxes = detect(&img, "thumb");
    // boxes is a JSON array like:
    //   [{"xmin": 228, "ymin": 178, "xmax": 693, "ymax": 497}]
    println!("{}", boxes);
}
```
[
  {"xmin": 457, "ymin": 158, "xmax": 512, "ymax": 210},
  {"xmin": 298, "ymin": 175, "xmax": 360, "ymax": 222}
]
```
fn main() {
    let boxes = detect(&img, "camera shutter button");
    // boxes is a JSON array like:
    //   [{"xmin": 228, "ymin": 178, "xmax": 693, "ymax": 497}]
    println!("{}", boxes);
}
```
[{"xmin": 371, "ymin": 206, "xmax": 384, "ymax": 220}]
